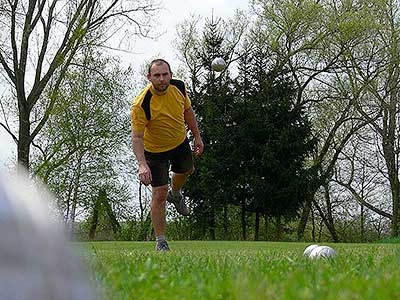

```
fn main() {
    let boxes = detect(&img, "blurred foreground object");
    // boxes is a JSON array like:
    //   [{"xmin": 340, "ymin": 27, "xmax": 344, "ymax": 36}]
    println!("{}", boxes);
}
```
[{"xmin": 0, "ymin": 170, "xmax": 97, "ymax": 300}]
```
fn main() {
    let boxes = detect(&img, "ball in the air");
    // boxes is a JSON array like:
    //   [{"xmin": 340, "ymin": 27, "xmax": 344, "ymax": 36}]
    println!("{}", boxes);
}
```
[
  {"xmin": 303, "ymin": 244, "xmax": 319, "ymax": 257},
  {"xmin": 211, "ymin": 57, "xmax": 226, "ymax": 72},
  {"xmin": 309, "ymin": 245, "xmax": 337, "ymax": 259}
]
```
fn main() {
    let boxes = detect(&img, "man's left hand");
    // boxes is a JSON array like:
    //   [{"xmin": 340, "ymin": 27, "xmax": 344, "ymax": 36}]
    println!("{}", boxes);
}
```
[{"xmin": 194, "ymin": 137, "xmax": 204, "ymax": 157}]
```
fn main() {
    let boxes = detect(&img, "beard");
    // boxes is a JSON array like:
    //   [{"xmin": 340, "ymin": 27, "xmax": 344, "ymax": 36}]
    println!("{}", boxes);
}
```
[{"xmin": 154, "ymin": 83, "xmax": 169, "ymax": 92}]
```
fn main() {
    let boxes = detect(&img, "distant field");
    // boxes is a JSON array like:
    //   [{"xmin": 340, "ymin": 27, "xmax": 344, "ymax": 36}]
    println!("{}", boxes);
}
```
[{"xmin": 78, "ymin": 241, "xmax": 400, "ymax": 300}]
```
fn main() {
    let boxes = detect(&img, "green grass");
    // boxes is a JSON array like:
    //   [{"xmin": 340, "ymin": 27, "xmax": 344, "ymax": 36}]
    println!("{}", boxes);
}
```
[{"xmin": 78, "ymin": 241, "xmax": 400, "ymax": 300}]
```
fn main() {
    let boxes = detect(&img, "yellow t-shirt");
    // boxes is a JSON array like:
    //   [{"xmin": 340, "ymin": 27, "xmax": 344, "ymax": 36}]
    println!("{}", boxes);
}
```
[{"xmin": 130, "ymin": 79, "xmax": 191, "ymax": 153}]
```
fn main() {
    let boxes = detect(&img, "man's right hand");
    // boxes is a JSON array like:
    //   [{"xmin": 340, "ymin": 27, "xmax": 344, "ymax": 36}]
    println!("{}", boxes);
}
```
[
  {"xmin": 131, "ymin": 130, "xmax": 152, "ymax": 186},
  {"xmin": 138, "ymin": 163, "xmax": 152, "ymax": 186}
]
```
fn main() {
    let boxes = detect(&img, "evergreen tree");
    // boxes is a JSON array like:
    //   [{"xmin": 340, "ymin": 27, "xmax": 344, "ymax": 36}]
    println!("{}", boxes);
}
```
[
  {"xmin": 184, "ymin": 16, "xmax": 237, "ymax": 239},
  {"xmin": 233, "ymin": 73, "xmax": 316, "ymax": 219}
]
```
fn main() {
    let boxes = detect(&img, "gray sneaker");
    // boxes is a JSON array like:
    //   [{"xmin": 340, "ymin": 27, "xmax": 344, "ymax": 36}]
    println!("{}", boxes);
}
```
[
  {"xmin": 155, "ymin": 240, "xmax": 170, "ymax": 252},
  {"xmin": 167, "ymin": 190, "xmax": 190, "ymax": 216}
]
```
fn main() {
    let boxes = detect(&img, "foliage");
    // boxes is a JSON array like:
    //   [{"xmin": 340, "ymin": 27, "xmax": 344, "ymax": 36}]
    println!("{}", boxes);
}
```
[
  {"xmin": 376, "ymin": 237, "xmax": 400, "ymax": 244},
  {"xmin": 179, "ymin": 15, "xmax": 241, "ymax": 239},
  {"xmin": 231, "ymin": 72, "xmax": 316, "ymax": 218},
  {"xmin": 177, "ymin": 10, "xmax": 316, "ymax": 240},
  {"xmin": 5, "ymin": 0, "xmax": 400, "ymax": 242},
  {"xmin": 0, "ymin": 0, "xmax": 160, "ymax": 168},
  {"xmin": 32, "ymin": 48, "xmax": 134, "ymax": 230}
]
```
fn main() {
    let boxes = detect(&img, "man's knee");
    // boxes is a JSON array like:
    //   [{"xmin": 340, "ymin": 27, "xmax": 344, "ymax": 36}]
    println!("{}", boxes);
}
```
[
  {"xmin": 151, "ymin": 185, "xmax": 168, "ymax": 205},
  {"xmin": 170, "ymin": 166, "xmax": 195, "ymax": 177},
  {"xmin": 182, "ymin": 166, "xmax": 195, "ymax": 175},
  {"xmin": 185, "ymin": 166, "xmax": 195, "ymax": 175}
]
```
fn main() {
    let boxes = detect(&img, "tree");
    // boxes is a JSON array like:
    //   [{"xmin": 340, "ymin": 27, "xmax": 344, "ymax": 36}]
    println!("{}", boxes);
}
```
[
  {"xmin": 88, "ymin": 189, "xmax": 121, "ymax": 240},
  {"xmin": 171, "ymin": 1, "xmax": 400, "ymax": 242},
  {"xmin": 176, "ymin": 13, "xmax": 247, "ymax": 239},
  {"xmin": 231, "ymin": 46, "xmax": 317, "ymax": 238},
  {"xmin": 248, "ymin": 0, "xmax": 381, "ymax": 241},
  {"xmin": 176, "ymin": 10, "xmax": 316, "ymax": 240},
  {"xmin": 32, "ymin": 47, "xmax": 133, "ymax": 235},
  {"xmin": 0, "ymin": 0, "xmax": 160, "ymax": 169},
  {"xmin": 332, "ymin": 136, "xmax": 392, "ymax": 241},
  {"xmin": 340, "ymin": 0, "xmax": 400, "ymax": 236}
]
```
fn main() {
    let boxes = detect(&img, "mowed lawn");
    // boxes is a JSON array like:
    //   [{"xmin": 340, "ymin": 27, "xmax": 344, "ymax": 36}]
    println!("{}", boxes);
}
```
[{"xmin": 78, "ymin": 241, "xmax": 400, "ymax": 300}]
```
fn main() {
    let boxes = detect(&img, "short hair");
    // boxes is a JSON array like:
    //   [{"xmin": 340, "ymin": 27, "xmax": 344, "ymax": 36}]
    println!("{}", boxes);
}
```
[{"xmin": 148, "ymin": 59, "xmax": 172, "ymax": 74}]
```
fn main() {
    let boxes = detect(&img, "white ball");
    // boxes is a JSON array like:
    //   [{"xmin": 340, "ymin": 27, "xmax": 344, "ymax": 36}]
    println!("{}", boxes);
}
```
[
  {"xmin": 303, "ymin": 244, "xmax": 319, "ymax": 257},
  {"xmin": 309, "ymin": 245, "xmax": 337, "ymax": 259},
  {"xmin": 211, "ymin": 57, "xmax": 226, "ymax": 72}
]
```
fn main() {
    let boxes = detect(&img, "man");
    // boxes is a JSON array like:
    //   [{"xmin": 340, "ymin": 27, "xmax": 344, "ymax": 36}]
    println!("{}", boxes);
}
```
[{"xmin": 130, "ymin": 59, "xmax": 204, "ymax": 251}]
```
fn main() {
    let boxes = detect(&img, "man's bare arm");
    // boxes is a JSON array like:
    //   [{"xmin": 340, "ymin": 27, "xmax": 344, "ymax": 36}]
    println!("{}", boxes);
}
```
[
  {"xmin": 184, "ymin": 107, "xmax": 204, "ymax": 156},
  {"xmin": 132, "ymin": 130, "xmax": 152, "ymax": 185}
]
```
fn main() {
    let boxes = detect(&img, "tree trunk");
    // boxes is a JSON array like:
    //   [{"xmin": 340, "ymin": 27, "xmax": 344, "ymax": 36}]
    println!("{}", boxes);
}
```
[
  {"xmin": 360, "ymin": 164, "xmax": 365, "ymax": 242},
  {"xmin": 209, "ymin": 208, "xmax": 216, "ymax": 240},
  {"xmin": 254, "ymin": 211, "xmax": 260, "ymax": 241},
  {"xmin": 68, "ymin": 189, "xmax": 78, "ymax": 238},
  {"xmin": 382, "ymin": 50, "xmax": 399, "ymax": 237},
  {"xmin": 389, "ymin": 171, "xmax": 400, "ymax": 237},
  {"xmin": 264, "ymin": 214, "xmax": 269, "ymax": 241},
  {"xmin": 382, "ymin": 101, "xmax": 400, "ymax": 236},
  {"xmin": 381, "ymin": 103, "xmax": 400, "ymax": 237},
  {"xmin": 317, "ymin": 218, "xmax": 323, "ymax": 241},
  {"xmin": 101, "ymin": 189, "xmax": 121, "ymax": 234},
  {"xmin": 360, "ymin": 204, "xmax": 364, "ymax": 242},
  {"xmin": 275, "ymin": 215, "xmax": 282, "ymax": 241},
  {"xmin": 223, "ymin": 203, "xmax": 228, "ymax": 238},
  {"xmin": 323, "ymin": 183, "xmax": 338, "ymax": 241},
  {"xmin": 89, "ymin": 196, "xmax": 100, "ymax": 240},
  {"xmin": 313, "ymin": 199, "xmax": 339, "ymax": 242},
  {"xmin": 17, "ymin": 106, "xmax": 31, "ymax": 169},
  {"xmin": 241, "ymin": 198, "xmax": 246, "ymax": 240},
  {"xmin": 297, "ymin": 195, "xmax": 312, "ymax": 240},
  {"xmin": 67, "ymin": 154, "xmax": 82, "ymax": 238},
  {"xmin": 311, "ymin": 207, "xmax": 316, "ymax": 242}
]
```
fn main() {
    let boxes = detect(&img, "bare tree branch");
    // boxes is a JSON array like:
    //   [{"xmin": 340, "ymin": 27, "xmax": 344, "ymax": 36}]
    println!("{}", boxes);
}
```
[
  {"xmin": 334, "ymin": 179, "xmax": 392, "ymax": 219},
  {"xmin": 30, "ymin": 39, "xmax": 80, "ymax": 141},
  {"xmin": 28, "ymin": 0, "xmax": 91, "ymax": 109},
  {"xmin": 33, "ymin": 0, "xmax": 57, "ymax": 88},
  {"xmin": 0, "ymin": 52, "xmax": 15, "ymax": 83},
  {"xmin": 0, "ymin": 121, "xmax": 18, "ymax": 143},
  {"xmin": 0, "ymin": 0, "xmax": 160, "ymax": 168},
  {"xmin": 30, "ymin": 0, "xmax": 46, "ymax": 29}
]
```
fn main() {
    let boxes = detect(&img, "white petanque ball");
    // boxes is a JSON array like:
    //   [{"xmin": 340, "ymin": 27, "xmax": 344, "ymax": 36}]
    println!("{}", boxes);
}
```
[
  {"xmin": 303, "ymin": 244, "xmax": 319, "ymax": 257},
  {"xmin": 211, "ymin": 57, "xmax": 226, "ymax": 72},
  {"xmin": 309, "ymin": 245, "xmax": 337, "ymax": 259}
]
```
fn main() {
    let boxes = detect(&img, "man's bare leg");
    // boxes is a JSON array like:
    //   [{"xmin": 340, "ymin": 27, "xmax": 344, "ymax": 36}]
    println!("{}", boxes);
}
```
[
  {"xmin": 167, "ymin": 169, "xmax": 194, "ymax": 216},
  {"xmin": 170, "ymin": 168, "xmax": 194, "ymax": 192},
  {"xmin": 150, "ymin": 185, "xmax": 170, "ymax": 251}
]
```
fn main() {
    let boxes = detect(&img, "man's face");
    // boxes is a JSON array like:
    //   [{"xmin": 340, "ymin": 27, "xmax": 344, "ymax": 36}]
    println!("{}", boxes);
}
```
[{"xmin": 147, "ymin": 62, "xmax": 172, "ymax": 92}]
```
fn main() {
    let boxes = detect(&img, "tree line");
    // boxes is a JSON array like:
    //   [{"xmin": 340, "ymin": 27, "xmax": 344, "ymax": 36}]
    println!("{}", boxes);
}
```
[{"xmin": 1, "ymin": 0, "xmax": 399, "ymax": 242}]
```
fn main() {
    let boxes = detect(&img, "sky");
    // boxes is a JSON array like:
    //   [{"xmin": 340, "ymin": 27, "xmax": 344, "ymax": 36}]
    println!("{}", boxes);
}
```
[
  {"xmin": 0, "ymin": 0, "xmax": 250, "ymax": 167},
  {"xmin": 127, "ymin": 0, "xmax": 249, "ymax": 68}
]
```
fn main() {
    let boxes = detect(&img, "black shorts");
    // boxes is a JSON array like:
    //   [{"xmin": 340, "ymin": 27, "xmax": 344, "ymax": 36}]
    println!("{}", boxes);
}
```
[{"xmin": 144, "ymin": 138, "xmax": 194, "ymax": 187}]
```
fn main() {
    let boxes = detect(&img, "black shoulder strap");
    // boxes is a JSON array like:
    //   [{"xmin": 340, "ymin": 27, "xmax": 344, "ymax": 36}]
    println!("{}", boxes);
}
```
[
  {"xmin": 141, "ymin": 89, "xmax": 153, "ymax": 121},
  {"xmin": 170, "ymin": 79, "xmax": 187, "ymax": 97}
]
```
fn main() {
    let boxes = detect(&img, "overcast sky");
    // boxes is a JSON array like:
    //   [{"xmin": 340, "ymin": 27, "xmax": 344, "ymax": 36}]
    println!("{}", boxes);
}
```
[
  {"xmin": 130, "ymin": 0, "xmax": 249, "ymax": 65},
  {"xmin": 0, "ymin": 0, "xmax": 250, "ymax": 167}
]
